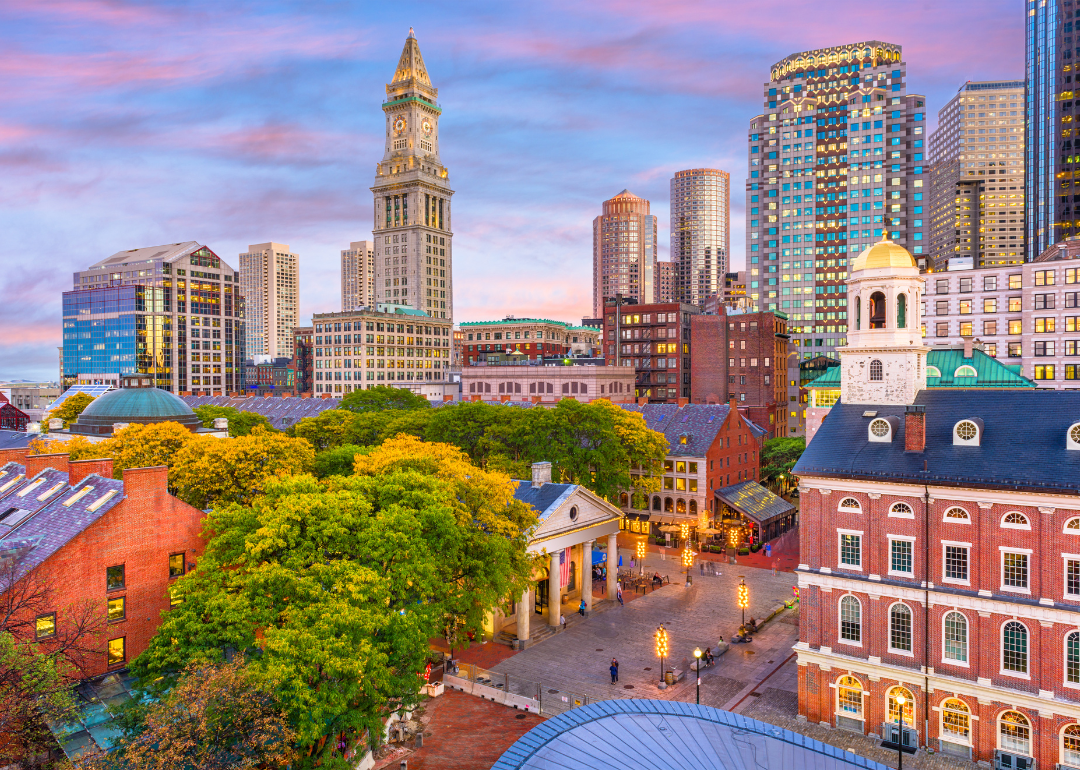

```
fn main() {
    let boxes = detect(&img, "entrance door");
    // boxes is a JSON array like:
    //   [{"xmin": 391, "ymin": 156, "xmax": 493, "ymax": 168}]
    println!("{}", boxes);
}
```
[{"xmin": 534, "ymin": 580, "xmax": 548, "ymax": 614}]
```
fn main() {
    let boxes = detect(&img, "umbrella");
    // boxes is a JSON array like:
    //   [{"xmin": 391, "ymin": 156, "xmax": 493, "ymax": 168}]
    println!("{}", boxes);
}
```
[
  {"xmin": 696, "ymin": 527, "xmax": 722, "ymax": 535},
  {"xmin": 658, "ymin": 525, "xmax": 681, "ymax": 533}
]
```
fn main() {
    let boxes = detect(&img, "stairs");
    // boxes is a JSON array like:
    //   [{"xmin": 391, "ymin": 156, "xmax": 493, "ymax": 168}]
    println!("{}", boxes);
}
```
[{"xmin": 496, "ymin": 598, "xmax": 619, "ymax": 650}]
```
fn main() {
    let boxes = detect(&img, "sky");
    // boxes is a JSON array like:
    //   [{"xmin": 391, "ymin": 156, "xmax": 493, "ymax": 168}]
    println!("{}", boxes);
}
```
[{"xmin": 0, "ymin": 0, "xmax": 1025, "ymax": 381}]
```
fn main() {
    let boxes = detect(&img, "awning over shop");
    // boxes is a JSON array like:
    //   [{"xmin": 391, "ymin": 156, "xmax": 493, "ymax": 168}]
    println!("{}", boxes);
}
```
[{"xmin": 714, "ymin": 480, "xmax": 795, "ymax": 528}]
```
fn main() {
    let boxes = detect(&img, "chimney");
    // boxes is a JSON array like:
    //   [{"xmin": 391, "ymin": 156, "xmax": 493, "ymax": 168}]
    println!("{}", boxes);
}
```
[
  {"xmin": 531, "ymin": 461, "xmax": 552, "ymax": 489},
  {"xmin": 637, "ymin": 396, "xmax": 648, "ymax": 406},
  {"xmin": 677, "ymin": 397, "xmax": 688, "ymax": 407},
  {"xmin": 122, "ymin": 465, "xmax": 168, "ymax": 497},
  {"xmin": 24, "ymin": 452, "xmax": 69, "ymax": 479},
  {"xmin": 213, "ymin": 418, "xmax": 229, "ymax": 432},
  {"xmin": 0, "ymin": 448, "xmax": 30, "ymax": 467},
  {"xmin": 728, "ymin": 394, "xmax": 737, "ymax": 409},
  {"xmin": 69, "ymin": 458, "xmax": 114, "ymax": 485},
  {"xmin": 962, "ymin": 335, "xmax": 974, "ymax": 359},
  {"xmin": 905, "ymin": 405, "xmax": 926, "ymax": 452}
]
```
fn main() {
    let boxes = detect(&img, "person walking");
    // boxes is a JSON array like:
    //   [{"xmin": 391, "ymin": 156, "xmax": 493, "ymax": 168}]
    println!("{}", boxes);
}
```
[
  {"xmin": 578, "ymin": 599, "xmax": 587, "ymax": 617},
  {"xmin": 611, "ymin": 657, "xmax": 619, "ymax": 682},
  {"xmin": 609, "ymin": 661, "xmax": 618, "ymax": 684},
  {"xmin": 616, "ymin": 583, "xmax": 624, "ymax": 605}
]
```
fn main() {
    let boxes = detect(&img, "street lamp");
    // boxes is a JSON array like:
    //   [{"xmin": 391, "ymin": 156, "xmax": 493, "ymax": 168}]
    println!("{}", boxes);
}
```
[
  {"xmin": 737, "ymin": 576, "xmax": 749, "ymax": 626},
  {"xmin": 636, "ymin": 539, "xmax": 646, "ymax": 577},
  {"xmin": 893, "ymin": 693, "xmax": 906, "ymax": 770},
  {"xmin": 655, "ymin": 624, "xmax": 669, "ymax": 687},
  {"xmin": 682, "ymin": 546, "xmax": 694, "ymax": 587},
  {"xmin": 680, "ymin": 522, "xmax": 689, "ymax": 548},
  {"xmin": 693, "ymin": 647, "xmax": 702, "ymax": 704}
]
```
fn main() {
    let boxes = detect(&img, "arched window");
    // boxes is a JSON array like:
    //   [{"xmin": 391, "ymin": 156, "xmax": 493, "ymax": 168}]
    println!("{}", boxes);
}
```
[
  {"xmin": 567, "ymin": 559, "xmax": 576, "ymax": 590},
  {"xmin": 1066, "ymin": 517, "xmax": 1080, "ymax": 533},
  {"xmin": 887, "ymin": 686, "xmax": 914, "ymax": 726},
  {"xmin": 855, "ymin": 296, "xmax": 861, "ymax": 330},
  {"xmin": 1002, "ymin": 621, "xmax": 1029, "ymax": 674},
  {"xmin": 1000, "ymin": 711, "xmax": 1032, "ymax": 756},
  {"xmin": 870, "ymin": 359, "xmax": 883, "ymax": 381},
  {"xmin": 941, "ymin": 699, "xmax": 971, "ymax": 743},
  {"xmin": 838, "ymin": 497, "xmax": 861, "ymax": 513},
  {"xmin": 664, "ymin": 497, "xmax": 673, "ymax": 513},
  {"xmin": 1001, "ymin": 511, "xmax": 1030, "ymax": 529},
  {"xmin": 926, "ymin": 365, "xmax": 942, "ymax": 377},
  {"xmin": 889, "ymin": 603, "xmax": 912, "ymax": 652},
  {"xmin": 837, "ymin": 675, "xmax": 863, "ymax": 718},
  {"xmin": 943, "ymin": 611, "xmax": 968, "ymax": 663},
  {"xmin": 676, "ymin": 498, "xmax": 686, "ymax": 514},
  {"xmin": 689, "ymin": 499, "xmax": 697, "ymax": 516},
  {"xmin": 889, "ymin": 502, "xmax": 913, "ymax": 517},
  {"xmin": 1070, "ymin": 423, "xmax": 1080, "ymax": 450},
  {"xmin": 1063, "ymin": 725, "xmax": 1080, "ymax": 768},
  {"xmin": 569, "ymin": 506, "xmax": 578, "ymax": 521},
  {"xmin": 869, "ymin": 291, "xmax": 887, "ymax": 329},
  {"xmin": 954, "ymin": 420, "xmax": 980, "ymax": 444},
  {"xmin": 955, "ymin": 365, "xmax": 978, "ymax": 378},
  {"xmin": 619, "ymin": 493, "xmax": 629, "ymax": 508},
  {"xmin": 652, "ymin": 495, "xmax": 661, "ymax": 511},
  {"xmin": 897, "ymin": 292, "xmax": 907, "ymax": 329},
  {"xmin": 840, "ymin": 595, "xmax": 861, "ymax": 643},
  {"xmin": 1068, "ymin": 631, "xmax": 1080, "ymax": 684},
  {"xmin": 944, "ymin": 506, "xmax": 970, "ymax": 521}
]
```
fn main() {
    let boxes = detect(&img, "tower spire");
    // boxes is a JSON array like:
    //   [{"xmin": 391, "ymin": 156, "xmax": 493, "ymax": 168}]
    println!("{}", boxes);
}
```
[{"xmin": 391, "ymin": 29, "xmax": 431, "ymax": 89}]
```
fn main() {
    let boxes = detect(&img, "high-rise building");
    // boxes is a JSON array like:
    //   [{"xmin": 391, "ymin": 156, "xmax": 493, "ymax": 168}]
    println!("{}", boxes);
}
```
[
  {"xmin": 592, "ymin": 190, "xmax": 658, "ymax": 317},
  {"xmin": 371, "ymin": 29, "xmax": 454, "ymax": 321},
  {"xmin": 341, "ymin": 240, "xmax": 375, "ymax": 311},
  {"xmin": 1026, "ymin": 0, "xmax": 1072, "ymax": 260},
  {"xmin": 66, "ymin": 242, "xmax": 244, "ymax": 396},
  {"xmin": 670, "ymin": 168, "xmax": 730, "ymax": 306},
  {"xmin": 655, "ymin": 260, "xmax": 675, "ymax": 303},
  {"xmin": 745, "ymin": 41, "xmax": 929, "ymax": 436},
  {"xmin": 928, "ymin": 81, "xmax": 1025, "ymax": 271},
  {"xmin": 239, "ymin": 242, "xmax": 299, "ymax": 359}
]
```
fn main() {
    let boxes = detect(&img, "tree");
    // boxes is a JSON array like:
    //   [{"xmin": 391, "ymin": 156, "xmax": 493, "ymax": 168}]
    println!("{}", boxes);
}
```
[
  {"xmin": 133, "ymin": 436, "xmax": 536, "ymax": 769},
  {"xmin": 287, "ymin": 409, "xmax": 357, "ymax": 451},
  {"xmin": 760, "ymin": 436, "xmax": 805, "ymax": 494},
  {"xmin": 29, "ymin": 422, "xmax": 199, "ymax": 479},
  {"xmin": 312, "ymin": 445, "xmax": 369, "ymax": 478},
  {"xmin": 47, "ymin": 392, "xmax": 95, "ymax": 429},
  {"xmin": 339, "ymin": 385, "xmax": 431, "ymax": 414},
  {"xmin": 169, "ymin": 426, "xmax": 316, "ymax": 510},
  {"xmin": 75, "ymin": 657, "xmax": 297, "ymax": 770},
  {"xmin": 193, "ymin": 406, "xmax": 277, "ymax": 437}
]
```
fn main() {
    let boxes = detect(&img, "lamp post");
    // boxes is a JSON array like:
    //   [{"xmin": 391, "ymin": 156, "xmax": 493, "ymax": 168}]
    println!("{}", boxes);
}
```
[
  {"xmin": 636, "ymin": 539, "xmax": 646, "ymax": 578},
  {"xmin": 655, "ymin": 624, "xmax": 669, "ymax": 687},
  {"xmin": 893, "ymin": 693, "xmax": 906, "ymax": 770},
  {"xmin": 680, "ymin": 522, "xmax": 689, "ymax": 549},
  {"xmin": 737, "ymin": 576, "xmax": 749, "ymax": 626},
  {"xmin": 682, "ymin": 546, "xmax": 694, "ymax": 587},
  {"xmin": 693, "ymin": 647, "xmax": 702, "ymax": 704}
]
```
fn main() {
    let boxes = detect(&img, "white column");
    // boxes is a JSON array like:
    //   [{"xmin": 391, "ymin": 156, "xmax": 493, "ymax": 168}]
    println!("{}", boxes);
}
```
[
  {"xmin": 606, "ymin": 532, "xmax": 618, "ymax": 597},
  {"xmin": 548, "ymin": 551, "xmax": 561, "ymax": 628},
  {"xmin": 582, "ymin": 540, "xmax": 593, "ymax": 613},
  {"xmin": 516, "ymin": 588, "xmax": 531, "ymax": 643}
]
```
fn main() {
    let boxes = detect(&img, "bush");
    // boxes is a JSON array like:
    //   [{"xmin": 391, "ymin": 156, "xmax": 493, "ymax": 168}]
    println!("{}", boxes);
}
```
[
  {"xmin": 750, "ymin": 543, "xmax": 762, "ymax": 553},
  {"xmin": 710, "ymin": 545, "xmax": 725, "ymax": 554},
  {"xmin": 738, "ymin": 547, "xmax": 750, "ymax": 556}
]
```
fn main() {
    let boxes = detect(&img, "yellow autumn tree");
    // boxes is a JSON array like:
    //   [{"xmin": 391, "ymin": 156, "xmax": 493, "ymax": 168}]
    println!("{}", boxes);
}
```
[{"xmin": 28, "ymin": 422, "xmax": 198, "ymax": 477}]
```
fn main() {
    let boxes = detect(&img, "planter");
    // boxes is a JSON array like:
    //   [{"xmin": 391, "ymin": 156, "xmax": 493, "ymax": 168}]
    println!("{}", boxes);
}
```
[{"xmin": 423, "ymin": 681, "xmax": 444, "ymax": 697}]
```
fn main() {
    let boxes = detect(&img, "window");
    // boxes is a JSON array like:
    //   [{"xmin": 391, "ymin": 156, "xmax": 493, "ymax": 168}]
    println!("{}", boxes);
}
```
[
  {"xmin": 869, "ymin": 359, "xmax": 883, "ymax": 380},
  {"xmin": 1035, "ymin": 340, "xmax": 1056, "ymax": 356},
  {"xmin": 890, "ymin": 539, "xmax": 913, "ymax": 575},
  {"xmin": 106, "ymin": 565, "xmax": 125, "ymax": 592},
  {"xmin": 936, "ymin": 299, "xmax": 950, "ymax": 315},
  {"xmin": 888, "ymin": 686, "xmax": 914, "ymax": 726},
  {"xmin": 1036, "ymin": 364, "xmax": 1056, "ymax": 380},
  {"xmin": 1003, "ymin": 552, "xmax": 1029, "ymax": 590},
  {"xmin": 1064, "ymin": 724, "xmax": 1080, "ymax": 767},
  {"xmin": 1009, "ymin": 319, "xmax": 1023, "ymax": 335},
  {"xmin": 838, "ymin": 497, "xmax": 861, "ymax": 512},
  {"xmin": 954, "ymin": 420, "xmax": 979, "ymax": 441},
  {"xmin": 983, "ymin": 320, "xmax": 998, "ymax": 336},
  {"xmin": 1001, "ymin": 511, "xmax": 1030, "ymax": 529},
  {"xmin": 839, "ymin": 533, "xmax": 862, "ymax": 568},
  {"xmin": 1008, "ymin": 341, "xmax": 1022, "ymax": 357},
  {"xmin": 1069, "ymin": 632, "xmax": 1080, "ymax": 685},
  {"xmin": 943, "ymin": 611, "xmax": 967, "ymax": 663},
  {"xmin": 1068, "ymin": 559, "xmax": 1080, "ymax": 598},
  {"xmin": 107, "ymin": 637, "xmax": 126, "ymax": 667},
  {"xmin": 889, "ymin": 603, "xmax": 912, "ymax": 652},
  {"xmin": 1009, "ymin": 274, "xmax": 1023, "ymax": 290},
  {"xmin": 1036, "ymin": 269, "xmax": 1056, "ymax": 286},
  {"xmin": 168, "ymin": 553, "xmax": 185, "ymax": 578},
  {"xmin": 941, "ymin": 699, "xmax": 971, "ymax": 743},
  {"xmin": 999, "ymin": 711, "xmax": 1031, "ymax": 754},
  {"xmin": 889, "ymin": 502, "xmax": 913, "ymax": 517},
  {"xmin": 1068, "ymin": 518, "xmax": 1080, "ymax": 533},
  {"xmin": 944, "ymin": 545, "xmax": 969, "ymax": 582},
  {"xmin": 35, "ymin": 613, "xmax": 56, "ymax": 640},
  {"xmin": 936, "ymin": 322, "xmax": 949, "ymax": 337},
  {"xmin": 1035, "ymin": 293, "xmax": 1056, "ymax": 310},
  {"xmin": 168, "ymin": 584, "xmax": 183, "ymax": 608},
  {"xmin": 984, "ymin": 275, "xmax": 998, "ymax": 291},
  {"xmin": 107, "ymin": 597, "xmax": 125, "ymax": 623},
  {"xmin": 837, "ymin": 675, "xmax": 863, "ymax": 718},
  {"xmin": 1036, "ymin": 317, "xmax": 1056, "ymax": 333},
  {"xmin": 839, "ymin": 595, "xmax": 861, "ymax": 643},
  {"xmin": 1002, "ymin": 622, "xmax": 1029, "ymax": 674}
]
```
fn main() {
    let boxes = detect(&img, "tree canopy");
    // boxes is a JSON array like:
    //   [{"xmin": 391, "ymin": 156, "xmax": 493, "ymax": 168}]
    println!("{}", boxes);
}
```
[
  {"xmin": 193, "ymin": 405, "xmax": 278, "ymax": 437},
  {"xmin": 31, "ymin": 422, "xmax": 198, "ymax": 477},
  {"xmin": 338, "ymin": 385, "xmax": 432, "ymax": 413},
  {"xmin": 47, "ymin": 392, "xmax": 95, "ymax": 429},
  {"xmin": 759, "ymin": 436, "xmax": 805, "ymax": 488},
  {"xmin": 133, "ymin": 436, "xmax": 536, "ymax": 768}
]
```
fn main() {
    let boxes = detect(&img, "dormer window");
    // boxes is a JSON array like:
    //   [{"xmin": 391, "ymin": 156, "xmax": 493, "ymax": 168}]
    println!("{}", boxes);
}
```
[
  {"xmin": 1069, "ymin": 423, "xmax": 1080, "ymax": 451},
  {"xmin": 868, "ymin": 415, "xmax": 898, "ymax": 442},
  {"xmin": 954, "ymin": 365, "xmax": 977, "ymax": 378},
  {"xmin": 926, "ymin": 366, "xmax": 941, "ymax": 377},
  {"xmin": 870, "ymin": 359, "xmax": 883, "ymax": 381},
  {"xmin": 953, "ymin": 419, "xmax": 982, "ymax": 446}
]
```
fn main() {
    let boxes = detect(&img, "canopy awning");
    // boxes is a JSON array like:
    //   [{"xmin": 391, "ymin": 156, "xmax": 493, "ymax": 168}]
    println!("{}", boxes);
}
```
[{"xmin": 714, "ymin": 481, "xmax": 795, "ymax": 527}]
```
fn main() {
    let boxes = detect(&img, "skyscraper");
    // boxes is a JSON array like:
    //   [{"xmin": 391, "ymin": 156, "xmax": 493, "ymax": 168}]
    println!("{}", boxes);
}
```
[
  {"xmin": 371, "ymin": 28, "xmax": 453, "ymax": 321},
  {"xmin": 239, "ymin": 242, "xmax": 299, "ymax": 358},
  {"xmin": 341, "ymin": 240, "xmax": 375, "ymax": 310},
  {"xmin": 1026, "ymin": 0, "xmax": 1071, "ymax": 260},
  {"xmin": 928, "ymin": 81, "xmax": 1025, "ymax": 270},
  {"xmin": 670, "ymin": 168, "xmax": 730, "ymax": 306},
  {"xmin": 745, "ymin": 41, "xmax": 929, "ymax": 435},
  {"xmin": 592, "ymin": 190, "xmax": 657, "ymax": 317},
  {"xmin": 655, "ymin": 260, "xmax": 675, "ymax": 303}
]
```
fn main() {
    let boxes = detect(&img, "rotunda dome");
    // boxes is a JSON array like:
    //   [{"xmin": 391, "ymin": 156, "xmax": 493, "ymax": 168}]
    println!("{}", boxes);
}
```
[
  {"xmin": 851, "ymin": 238, "xmax": 917, "ymax": 272},
  {"xmin": 69, "ymin": 375, "xmax": 201, "ymax": 436}
]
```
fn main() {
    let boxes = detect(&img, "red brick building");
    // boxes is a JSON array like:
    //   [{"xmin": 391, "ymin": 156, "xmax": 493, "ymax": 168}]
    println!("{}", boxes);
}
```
[
  {"xmin": 690, "ymin": 309, "xmax": 789, "ymax": 437},
  {"xmin": 602, "ymin": 296, "xmax": 699, "ymax": 403},
  {"xmin": 291, "ymin": 326, "xmax": 313, "ymax": 395},
  {"xmin": 0, "ymin": 392, "xmax": 29, "ymax": 432},
  {"xmin": 0, "ymin": 449, "xmax": 204, "ymax": 678}
]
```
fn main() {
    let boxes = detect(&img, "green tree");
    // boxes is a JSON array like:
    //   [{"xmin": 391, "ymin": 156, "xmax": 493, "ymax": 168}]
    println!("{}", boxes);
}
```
[
  {"xmin": 48, "ymin": 392, "xmax": 95, "ymax": 429},
  {"xmin": 75, "ymin": 657, "xmax": 297, "ymax": 770},
  {"xmin": 312, "ymin": 444, "xmax": 369, "ymax": 478},
  {"xmin": 288, "ymin": 408, "xmax": 356, "ymax": 451},
  {"xmin": 133, "ymin": 436, "xmax": 536, "ymax": 769},
  {"xmin": 339, "ymin": 385, "xmax": 432, "ymax": 413},
  {"xmin": 32, "ymin": 422, "xmax": 199, "ymax": 479},
  {"xmin": 193, "ymin": 405, "xmax": 278, "ymax": 437},
  {"xmin": 760, "ymin": 436, "xmax": 805, "ymax": 492}
]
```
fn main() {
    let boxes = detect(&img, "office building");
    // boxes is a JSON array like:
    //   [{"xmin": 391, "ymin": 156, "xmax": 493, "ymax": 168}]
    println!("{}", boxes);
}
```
[
  {"xmin": 601, "ymin": 297, "xmax": 698, "ymax": 402},
  {"xmin": 927, "ymin": 80, "xmax": 1025, "ymax": 270},
  {"xmin": 1026, "ymin": 0, "xmax": 1073, "ymax": 260},
  {"xmin": 239, "ymin": 242, "xmax": 299, "ymax": 359},
  {"xmin": 371, "ymin": 29, "xmax": 454, "ymax": 321},
  {"xmin": 670, "ymin": 168, "xmax": 730, "ymax": 306},
  {"xmin": 461, "ymin": 318, "xmax": 600, "ymax": 365},
  {"xmin": 655, "ymin": 260, "xmax": 675, "ymax": 303},
  {"xmin": 745, "ymin": 41, "xmax": 929, "ymax": 436},
  {"xmin": 66, "ymin": 242, "xmax": 244, "ymax": 396},
  {"xmin": 291, "ymin": 326, "xmax": 313, "ymax": 395},
  {"xmin": 341, "ymin": 240, "xmax": 376, "ymax": 311},
  {"xmin": 592, "ymin": 190, "xmax": 658, "ymax": 317},
  {"xmin": 461, "ymin": 362, "xmax": 634, "ymax": 404}
]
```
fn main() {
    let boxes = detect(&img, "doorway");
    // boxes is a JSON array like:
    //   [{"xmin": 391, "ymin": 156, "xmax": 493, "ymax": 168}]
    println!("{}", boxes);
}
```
[{"xmin": 535, "ymin": 580, "xmax": 548, "ymax": 614}]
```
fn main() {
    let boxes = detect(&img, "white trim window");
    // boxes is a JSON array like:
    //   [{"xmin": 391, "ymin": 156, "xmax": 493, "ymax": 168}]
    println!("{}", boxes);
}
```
[
  {"xmin": 836, "ymin": 675, "xmax": 863, "ymax": 719},
  {"xmin": 1001, "ymin": 621, "xmax": 1029, "ymax": 676},
  {"xmin": 999, "ymin": 710, "xmax": 1032, "ymax": 755},
  {"xmin": 1068, "ymin": 631, "xmax": 1080, "ymax": 687},
  {"xmin": 888, "ymin": 536, "xmax": 915, "ymax": 577},
  {"xmin": 839, "ymin": 595, "xmax": 862, "ymax": 644},
  {"xmin": 888, "ymin": 501, "xmax": 914, "ymax": 518},
  {"xmin": 1001, "ymin": 549, "xmax": 1031, "ymax": 594},
  {"xmin": 1062, "ymin": 724, "xmax": 1080, "ymax": 768},
  {"xmin": 1066, "ymin": 517, "xmax": 1080, "ymax": 534},
  {"xmin": 838, "ymin": 497, "xmax": 862, "ymax": 513},
  {"xmin": 943, "ymin": 506, "xmax": 970, "ymax": 523},
  {"xmin": 941, "ymin": 698, "xmax": 971, "ymax": 745},
  {"xmin": 943, "ymin": 610, "xmax": 968, "ymax": 664},
  {"xmin": 887, "ymin": 686, "xmax": 915, "ymax": 726},
  {"xmin": 838, "ymin": 531, "xmax": 862, "ymax": 570},
  {"xmin": 1001, "ymin": 511, "xmax": 1031, "ymax": 530},
  {"xmin": 942, "ymin": 543, "xmax": 971, "ymax": 585},
  {"xmin": 1066, "ymin": 555, "xmax": 1080, "ymax": 599},
  {"xmin": 888, "ymin": 603, "xmax": 913, "ymax": 654}
]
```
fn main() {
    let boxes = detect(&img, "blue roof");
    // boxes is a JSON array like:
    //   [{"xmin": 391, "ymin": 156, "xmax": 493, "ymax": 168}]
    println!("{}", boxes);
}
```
[
  {"xmin": 492, "ymin": 699, "xmax": 889, "ymax": 770},
  {"xmin": 620, "ymin": 403, "xmax": 733, "ymax": 456},
  {"xmin": 794, "ymin": 389, "xmax": 1080, "ymax": 493},
  {"xmin": 512, "ymin": 480, "xmax": 575, "ymax": 520}
]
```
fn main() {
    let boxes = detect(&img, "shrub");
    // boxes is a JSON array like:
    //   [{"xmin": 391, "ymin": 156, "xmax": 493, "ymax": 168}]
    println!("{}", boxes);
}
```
[
  {"xmin": 750, "ymin": 543, "xmax": 762, "ymax": 553},
  {"xmin": 738, "ymin": 547, "xmax": 750, "ymax": 556}
]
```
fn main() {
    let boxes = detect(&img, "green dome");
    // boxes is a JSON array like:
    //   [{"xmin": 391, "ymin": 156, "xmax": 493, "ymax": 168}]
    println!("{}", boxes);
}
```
[{"xmin": 70, "ymin": 377, "xmax": 201, "ymax": 436}]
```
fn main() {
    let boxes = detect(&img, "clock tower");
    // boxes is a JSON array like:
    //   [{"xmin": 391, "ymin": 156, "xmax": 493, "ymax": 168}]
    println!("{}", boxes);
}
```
[{"xmin": 371, "ymin": 28, "xmax": 454, "ymax": 320}]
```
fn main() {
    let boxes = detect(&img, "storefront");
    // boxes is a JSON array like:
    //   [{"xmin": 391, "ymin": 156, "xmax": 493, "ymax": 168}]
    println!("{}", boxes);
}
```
[{"xmin": 714, "ymin": 480, "xmax": 797, "ymax": 547}]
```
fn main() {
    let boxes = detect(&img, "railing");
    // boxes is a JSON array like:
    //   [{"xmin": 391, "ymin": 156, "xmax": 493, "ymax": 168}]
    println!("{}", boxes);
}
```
[{"xmin": 440, "ymin": 658, "xmax": 589, "ymax": 716}]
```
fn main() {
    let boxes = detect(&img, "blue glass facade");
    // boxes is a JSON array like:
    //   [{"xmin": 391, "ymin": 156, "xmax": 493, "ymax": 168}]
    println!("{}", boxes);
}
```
[{"xmin": 1026, "ymin": 0, "xmax": 1064, "ymax": 260}]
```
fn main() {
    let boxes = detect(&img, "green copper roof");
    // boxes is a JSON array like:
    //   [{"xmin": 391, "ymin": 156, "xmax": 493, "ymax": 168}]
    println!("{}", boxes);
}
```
[
  {"xmin": 78, "ymin": 387, "xmax": 198, "ymax": 419},
  {"xmin": 460, "ymin": 318, "xmax": 584, "ymax": 329},
  {"xmin": 806, "ymin": 347, "xmax": 1036, "ymax": 390}
]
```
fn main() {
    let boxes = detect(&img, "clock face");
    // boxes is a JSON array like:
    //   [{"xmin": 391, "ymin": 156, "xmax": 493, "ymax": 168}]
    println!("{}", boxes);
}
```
[
  {"xmin": 422, "ymin": 119, "xmax": 433, "ymax": 135},
  {"xmin": 393, "ymin": 116, "xmax": 406, "ymax": 133}
]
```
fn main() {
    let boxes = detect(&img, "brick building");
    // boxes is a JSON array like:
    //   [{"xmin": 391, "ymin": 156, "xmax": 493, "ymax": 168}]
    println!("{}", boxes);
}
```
[
  {"xmin": 602, "ymin": 296, "xmax": 699, "ymax": 403},
  {"xmin": 0, "ymin": 392, "xmax": 29, "ymax": 432},
  {"xmin": 0, "ymin": 450, "xmax": 204, "ymax": 678},
  {"xmin": 793, "ymin": 238, "xmax": 1080, "ymax": 768},
  {"xmin": 460, "ymin": 317, "xmax": 600, "ymax": 364},
  {"xmin": 690, "ymin": 309, "xmax": 790, "ymax": 437},
  {"xmin": 243, "ymin": 356, "xmax": 295, "ymax": 396},
  {"xmin": 291, "ymin": 326, "xmax": 313, "ymax": 395}
]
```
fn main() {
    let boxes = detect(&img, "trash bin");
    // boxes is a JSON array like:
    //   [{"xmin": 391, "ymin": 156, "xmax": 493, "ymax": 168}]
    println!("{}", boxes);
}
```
[{"xmin": 665, "ymin": 671, "xmax": 675, "ymax": 685}]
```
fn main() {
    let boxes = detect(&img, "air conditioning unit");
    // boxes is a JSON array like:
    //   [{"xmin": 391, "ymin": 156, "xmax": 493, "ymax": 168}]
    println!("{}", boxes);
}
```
[
  {"xmin": 880, "ymin": 723, "xmax": 917, "ymax": 752},
  {"xmin": 995, "ymin": 749, "xmax": 1034, "ymax": 770}
]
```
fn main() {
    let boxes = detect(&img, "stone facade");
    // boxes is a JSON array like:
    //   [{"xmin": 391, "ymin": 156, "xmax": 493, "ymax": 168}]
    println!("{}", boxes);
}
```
[{"xmin": 461, "ymin": 364, "xmax": 633, "ymax": 404}]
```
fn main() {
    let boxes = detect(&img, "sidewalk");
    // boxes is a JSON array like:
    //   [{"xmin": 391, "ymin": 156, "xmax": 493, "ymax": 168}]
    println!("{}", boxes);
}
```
[{"xmin": 616, "ymin": 525, "xmax": 800, "ymax": 574}]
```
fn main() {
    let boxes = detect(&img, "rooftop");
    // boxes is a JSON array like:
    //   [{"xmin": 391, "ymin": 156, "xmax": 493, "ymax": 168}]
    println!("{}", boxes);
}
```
[{"xmin": 806, "ymin": 346, "xmax": 1035, "ymax": 389}]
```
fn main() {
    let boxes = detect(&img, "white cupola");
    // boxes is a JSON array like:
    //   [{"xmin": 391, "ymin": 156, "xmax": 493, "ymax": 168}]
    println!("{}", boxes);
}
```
[{"xmin": 839, "ymin": 238, "xmax": 927, "ymax": 406}]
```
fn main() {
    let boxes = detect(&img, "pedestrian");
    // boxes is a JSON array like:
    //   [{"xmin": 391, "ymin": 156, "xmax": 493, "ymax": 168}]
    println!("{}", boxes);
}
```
[
  {"xmin": 560, "ymin": 613, "xmax": 566, "ymax": 629},
  {"xmin": 616, "ymin": 584, "xmax": 624, "ymax": 605},
  {"xmin": 609, "ymin": 662, "xmax": 618, "ymax": 684},
  {"xmin": 578, "ymin": 599, "xmax": 587, "ymax": 616},
  {"xmin": 611, "ymin": 657, "xmax": 619, "ymax": 682},
  {"xmin": 765, "ymin": 542, "xmax": 772, "ymax": 558}
]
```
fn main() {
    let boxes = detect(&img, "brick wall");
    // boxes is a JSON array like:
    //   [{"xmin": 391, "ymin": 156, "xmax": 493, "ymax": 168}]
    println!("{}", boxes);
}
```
[{"xmin": 704, "ymin": 403, "xmax": 761, "ymax": 510}]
